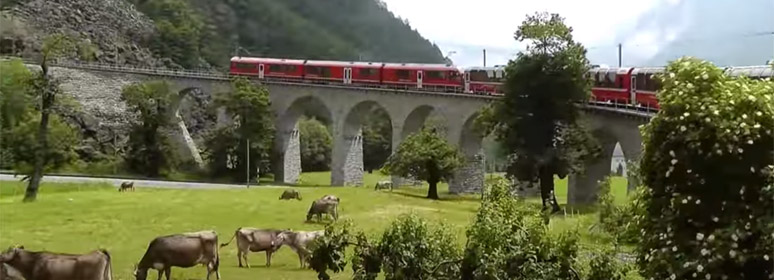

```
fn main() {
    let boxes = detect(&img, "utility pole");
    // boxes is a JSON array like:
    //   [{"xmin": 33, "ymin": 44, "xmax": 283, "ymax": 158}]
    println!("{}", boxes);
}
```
[
  {"xmin": 246, "ymin": 138, "xmax": 250, "ymax": 188},
  {"xmin": 618, "ymin": 43, "xmax": 622, "ymax": 67},
  {"xmin": 483, "ymin": 49, "xmax": 487, "ymax": 67}
]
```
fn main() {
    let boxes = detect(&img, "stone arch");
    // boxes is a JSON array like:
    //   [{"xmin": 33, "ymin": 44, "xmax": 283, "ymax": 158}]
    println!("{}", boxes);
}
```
[
  {"xmin": 449, "ymin": 112, "xmax": 487, "ymax": 193},
  {"xmin": 331, "ymin": 100, "xmax": 394, "ymax": 186},
  {"xmin": 390, "ymin": 104, "xmax": 449, "ymax": 187},
  {"xmin": 568, "ymin": 112, "xmax": 646, "ymax": 205},
  {"xmin": 273, "ymin": 95, "xmax": 334, "ymax": 184},
  {"xmin": 165, "ymin": 85, "xmax": 209, "ymax": 169}
]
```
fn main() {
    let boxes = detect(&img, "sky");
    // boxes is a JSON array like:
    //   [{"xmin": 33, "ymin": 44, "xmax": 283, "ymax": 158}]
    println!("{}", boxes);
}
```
[{"xmin": 381, "ymin": 0, "xmax": 774, "ymax": 67}]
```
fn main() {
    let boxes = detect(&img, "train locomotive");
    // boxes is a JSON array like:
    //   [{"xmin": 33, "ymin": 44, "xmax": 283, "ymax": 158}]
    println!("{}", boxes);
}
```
[{"xmin": 229, "ymin": 56, "xmax": 773, "ymax": 110}]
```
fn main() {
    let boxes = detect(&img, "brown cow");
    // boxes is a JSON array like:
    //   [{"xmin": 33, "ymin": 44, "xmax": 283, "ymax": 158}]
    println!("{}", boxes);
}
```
[
  {"xmin": 306, "ymin": 195, "xmax": 340, "ymax": 222},
  {"xmin": 275, "ymin": 230, "xmax": 325, "ymax": 268},
  {"xmin": 0, "ymin": 245, "xmax": 112, "ymax": 280},
  {"xmin": 279, "ymin": 189, "xmax": 302, "ymax": 200},
  {"xmin": 134, "ymin": 230, "xmax": 220, "ymax": 280},
  {"xmin": 119, "ymin": 181, "xmax": 135, "ymax": 192},
  {"xmin": 219, "ymin": 228, "xmax": 288, "ymax": 268}
]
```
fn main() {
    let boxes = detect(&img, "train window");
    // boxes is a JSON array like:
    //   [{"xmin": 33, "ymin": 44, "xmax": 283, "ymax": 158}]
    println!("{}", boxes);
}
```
[
  {"xmin": 426, "ymin": 71, "xmax": 446, "ymax": 79},
  {"xmin": 320, "ymin": 67, "xmax": 332, "ymax": 77},
  {"xmin": 269, "ymin": 64, "xmax": 282, "ymax": 72},
  {"xmin": 287, "ymin": 65, "xmax": 297, "ymax": 73},
  {"xmin": 235, "ymin": 63, "xmax": 254, "ymax": 69},
  {"xmin": 306, "ymin": 66, "xmax": 321, "ymax": 75},
  {"xmin": 637, "ymin": 73, "xmax": 647, "ymax": 91},
  {"xmin": 646, "ymin": 74, "xmax": 661, "ymax": 91},
  {"xmin": 469, "ymin": 70, "xmax": 489, "ymax": 82},
  {"xmin": 359, "ymin": 68, "xmax": 378, "ymax": 77},
  {"xmin": 396, "ymin": 70, "xmax": 410, "ymax": 79}
]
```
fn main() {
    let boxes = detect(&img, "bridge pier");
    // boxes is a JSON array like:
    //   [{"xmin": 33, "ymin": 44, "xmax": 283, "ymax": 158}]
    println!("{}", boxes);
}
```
[
  {"xmin": 449, "ymin": 153, "xmax": 485, "ymax": 194},
  {"xmin": 331, "ymin": 128, "xmax": 364, "ymax": 186},
  {"xmin": 273, "ymin": 126, "xmax": 301, "ymax": 184}
]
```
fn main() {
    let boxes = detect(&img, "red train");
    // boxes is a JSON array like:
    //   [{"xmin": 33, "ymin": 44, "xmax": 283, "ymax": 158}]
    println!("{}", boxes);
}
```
[{"xmin": 230, "ymin": 56, "xmax": 773, "ymax": 110}]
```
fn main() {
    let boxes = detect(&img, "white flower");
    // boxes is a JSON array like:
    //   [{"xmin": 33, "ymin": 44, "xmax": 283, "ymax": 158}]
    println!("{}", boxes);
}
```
[
  {"xmin": 712, "ymin": 217, "xmax": 719, "ymax": 222},
  {"xmin": 756, "ymin": 111, "xmax": 763, "ymax": 116},
  {"xmin": 672, "ymin": 246, "xmax": 678, "ymax": 252},
  {"xmin": 684, "ymin": 112, "xmax": 690, "ymax": 117},
  {"xmin": 702, "ymin": 73, "xmax": 709, "ymax": 80},
  {"xmin": 701, "ymin": 248, "xmax": 710, "ymax": 256},
  {"xmin": 696, "ymin": 199, "xmax": 701, "ymax": 205},
  {"xmin": 765, "ymin": 255, "xmax": 770, "ymax": 261},
  {"xmin": 682, "ymin": 199, "xmax": 688, "ymax": 204},
  {"xmin": 671, "ymin": 159, "xmax": 678, "ymax": 165},
  {"xmin": 753, "ymin": 124, "xmax": 761, "ymax": 128},
  {"xmin": 742, "ymin": 114, "xmax": 748, "ymax": 119},
  {"xmin": 708, "ymin": 234, "xmax": 715, "ymax": 241},
  {"xmin": 730, "ymin": 250, "xmax": 737, "ymax": 257},
  {"xmin": 669, "ymin": 150, "xmax": 676, "ymax": 157},
  {"xmin": 670, "ymin": 73, "xmax": 676, "ymax": 78},
  {"xmin": 705, "ymin": 117, "xmax": 711, "ymax": 122},
  {"xmin": 671, "ymin": 274, "xmax": 676, "ymax": 280},
  {"xmin": 687, "ymin": 169, "xmax": 692, "ymax": 173},
  {"xmin": 687, "ymin": 83, "xmax": 695, "ymax": 89},
  {"xmin": 705, "ymin": 274, "xmax": 711, "ymax": 280},
  {"xmin": 738, "ymin": 148, "xmax": 744, "ymax": 153},
  {"xmin": 732, "ymin": 234, "xmax": 738, "ymax": 241},
  {"xmin": 751, "ymin": 167, "xmax": 756, "ymax": 173},
  {"xmin": 696, "ymin": 233, "xmax": 705, "ymax": 240},
  {"xmin": 681, "ymin": 126, "xmax": 687, "ymax": 132},
  {"xmin": 697, "ymin": 265, "xmax": 704, "ymax": 272},
  {"xmin": 747, "ymin": 140, "xmax": 754, "ymax": 145},
  {"xmin": 684, "ymin": 262, "xmax": 691, "ymax": 268},
  {"xmin": 713, "ymin": 110, "xmax": 719, "ymax": 115}
]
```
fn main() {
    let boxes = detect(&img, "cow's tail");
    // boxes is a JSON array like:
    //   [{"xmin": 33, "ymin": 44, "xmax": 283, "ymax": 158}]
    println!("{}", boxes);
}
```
[
  {"xmin": 220, "ymin": 228, "xmax": 239, "ymax": 248},
  {"xmin": 100, "ymin": 249, "xmax": 113, "ymax": 280}
]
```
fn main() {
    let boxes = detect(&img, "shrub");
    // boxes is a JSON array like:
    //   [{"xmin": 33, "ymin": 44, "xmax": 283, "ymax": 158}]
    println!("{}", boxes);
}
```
[
  {"xmin": 308, "ymin": 220, "xmax": 354, "ymax": 280},
  {"xmin": 597, "ymin": 176, "xmax": 644, "ymax": 245},
  {"xmin": 378, "ymin": 213, "xmax": 461, "ymax": 280},
  {"xmin": 637, "ymin": 58, "xmax": 774, "ymax": 279},
  {"xmin": 461, "ymin": 177, "xmax": 581, "ymax": 280},
  {"xmin": 585, "ymin": 249, "xmax": 629, "ymax": 280}
]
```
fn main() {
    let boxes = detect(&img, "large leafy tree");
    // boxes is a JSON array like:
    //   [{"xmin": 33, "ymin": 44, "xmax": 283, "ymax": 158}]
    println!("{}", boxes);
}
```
[
  {"xmin": 477, "ymin": 12, "xmax": 599, "ymax": 212},
  {"xmin": 121, "ymin": 80, "xmax": 179, "ymax": 177},
  {"xmin": 636, "ymin": 58, "xmax": 773, "ymax": 279},
  {"xmin": 205, "ymin": 77, "xmax": 274, "ymax": 182},
  {"xmin": 382, "ymin": 127, "xmax": 463, "ymax": 199},
  {"xmin": 22, "ymin": 35, "xmax": 80, "ymax": 202},
  {"xmin": 299, "ymin": 116, "xmax": 332, "ymax": 172}
]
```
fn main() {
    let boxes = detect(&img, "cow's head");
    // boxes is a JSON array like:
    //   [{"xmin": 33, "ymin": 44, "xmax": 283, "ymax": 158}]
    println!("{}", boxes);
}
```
[
  {"xmin": 0, "ymin": 245, "xmax": 23, "ymax": 262},
  {"xmin": 133, "ymin": 264, "xmax": 148, "ymax": 280},
  {"xmin": 271, "ymin": 229, "xmax": 294, "ymax": 250}
]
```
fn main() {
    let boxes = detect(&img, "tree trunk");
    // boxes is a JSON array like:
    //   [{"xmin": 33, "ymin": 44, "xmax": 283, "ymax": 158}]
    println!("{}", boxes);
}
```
[
  {"xmin": 427, "ymin": 179, "xmax": 439, "ymax": 200},
  {"xmin": 539, "ymin": 167, "xmax": 561, "ymax": 213},
  {"xmin": 24, "ymin": 77, "xmax": 53, "ymax": 202}
]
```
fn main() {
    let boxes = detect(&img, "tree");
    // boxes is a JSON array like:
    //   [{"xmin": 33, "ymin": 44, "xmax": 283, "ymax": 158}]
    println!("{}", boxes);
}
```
[
  {"xmin": 134, "ymin": 0, "xmax": 205, "ymax": 68},
  {"xmin": 205, "ymin": 77, "xmax": 274, "ymax": 182},
  {"xmin": 382, "ymin": 127, "xmax": 463, "ymax": 199},
  {"xmin": 636, "ymin": 58, "xmax": 774, "ymax": 279},
  {"xmin": 476, "ymin": 12, "xmax": 599, "ymax": 212},
  {"xmin": 362, "ymin": 108, "xmax": 391, "ymax": 173},
  {"xmin": 22, "ymin": 34, "xmax": 78, "ymax": 202},
  {"xmin": 121, "ymin": 80, "xmax": 179, "ymax": 177},
  {"xmin": 299, "ymin": 116, "xmax": 332, "ymax": 172}
]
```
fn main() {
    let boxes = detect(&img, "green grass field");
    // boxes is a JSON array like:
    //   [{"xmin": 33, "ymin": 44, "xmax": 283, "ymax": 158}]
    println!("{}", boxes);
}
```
[{"xmin": 0, "ymin": 172, "xmax": 631, "ymax": 280}]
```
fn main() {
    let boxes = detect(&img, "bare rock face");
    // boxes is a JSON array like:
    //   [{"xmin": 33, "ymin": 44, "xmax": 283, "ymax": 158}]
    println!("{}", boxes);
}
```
[{"xmin": 7, "ymin": 0, "xmax": 163, "ymax": 67}]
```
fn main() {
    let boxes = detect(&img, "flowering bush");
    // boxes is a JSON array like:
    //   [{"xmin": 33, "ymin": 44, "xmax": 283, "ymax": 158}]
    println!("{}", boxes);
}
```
[{"xmin": 637, "ymin": 58, "xmax": 774, "ymax": 279}]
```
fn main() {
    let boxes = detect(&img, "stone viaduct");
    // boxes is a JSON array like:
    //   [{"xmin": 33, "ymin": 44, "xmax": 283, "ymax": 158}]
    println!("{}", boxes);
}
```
[{"xmin": 52, "ymin": 62, "xmax": 653, "ymax": 205}]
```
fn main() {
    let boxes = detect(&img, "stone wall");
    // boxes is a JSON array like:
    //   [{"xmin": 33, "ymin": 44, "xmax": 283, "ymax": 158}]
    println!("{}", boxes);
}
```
[{"xmin": 282, "ymin": 129, "xmax": 302, "ymax": 184}]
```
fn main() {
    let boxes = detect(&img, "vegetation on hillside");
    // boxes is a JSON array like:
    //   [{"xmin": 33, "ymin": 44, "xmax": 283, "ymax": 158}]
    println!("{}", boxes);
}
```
[
  {"xmin": 476, "ymin": 12, "xmax": 600, "ymax": 212},
  {"xmin": 128, "ymin": 0, "xmax": 446, "ymax": 69},
  {"xmin": 636, "ymin": 58, "xmax": 774, "ymax": 279}
]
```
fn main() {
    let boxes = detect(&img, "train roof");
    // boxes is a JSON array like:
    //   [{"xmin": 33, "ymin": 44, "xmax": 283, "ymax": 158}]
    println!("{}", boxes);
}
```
[
  {"xmin": 632, "ymin": 67, "xmax": 665, "ymax": 75},
  {"xmin": 465, "ymin": 66, "xmax": 506, "ymax": 71},
  {"xmin": 382, "ymin": 62, "xmax": 458, "ymax": 71},
  {"xmin": 724, "ymin": 65, "xmax": 773, "ymax": 78},
  {"xmin": 231, "ymin": 56, "xmax": 306, "ymax": 65},
  {"xmin": 589, "ymin": 67, "xmax": 633, "ymax": 75},
  {"xmin": 304, "ymin": 60, "xmax": 384, "ymax": 67}
]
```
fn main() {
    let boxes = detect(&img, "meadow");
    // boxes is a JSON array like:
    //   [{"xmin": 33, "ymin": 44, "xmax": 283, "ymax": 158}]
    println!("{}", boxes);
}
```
[{"xmin": 0, "ymin": 172, "xmax": 631, "ymax": 280}]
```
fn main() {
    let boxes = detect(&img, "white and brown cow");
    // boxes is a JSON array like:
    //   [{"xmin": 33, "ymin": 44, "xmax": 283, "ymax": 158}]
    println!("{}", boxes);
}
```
[
  {"xmin": 219, "ymin": 227, "xmax": 288, "ymax": 268},
  {"xmin": 0, "ymin": 245, "xmax": 112, "ymax": 280},
  {"xmin": 134, "ymin": 230, "xmax": 220, "ymax": 280},
  {"xmin": 275, "ymin": 230, "xmax": 325, "ymax": 268}
]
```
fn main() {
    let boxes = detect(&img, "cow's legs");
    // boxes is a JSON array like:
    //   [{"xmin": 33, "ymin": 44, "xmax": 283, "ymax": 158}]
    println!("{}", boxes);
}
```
[
  {"xmin": 266, "ymin": 251, "xmax": 272, "ymax": 267},
  {"xmin": 157, "ymin": 268, "xmax": 163, "ymax": 280},
  {"xmin": 243, "ymin": 251, "xmax": 251, "ymax": 268},
  {"xmin": 163, "ymin": 267, "xmax": 171, "ymax": 280},
  {"xmin": 237, "ymin": 250, "xmax": 243, "ymax": 267}
]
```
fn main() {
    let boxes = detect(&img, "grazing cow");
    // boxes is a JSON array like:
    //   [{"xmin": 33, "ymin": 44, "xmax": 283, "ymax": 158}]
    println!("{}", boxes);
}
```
[
  {"xmin": 0, "ymin": 245, "xmax": 112, "ymax": 280},
  {"xmin": 119, "ymin": 181, "xmax": 135, "ymax": 192},
  {"xmin": 374, "ymin": 180, "xmax": 393, "ymax": 191},
  {"xmin": 306, "ymin": 195, "xmax": 340, "ymax": 222},
  {"xmin": 279, "ymin": 189, "xmax": 302, "ymax": 200},
  {"xmin": 219, "ymin": 228, "xmax": 288, "ymax": 268},
  {"xmin": 134, "ymin": 230, "xmax": 220, "ymax": 280},
  {"xmin": 275, "ymin": 230, "xmax": 325, "ymax": 268}
]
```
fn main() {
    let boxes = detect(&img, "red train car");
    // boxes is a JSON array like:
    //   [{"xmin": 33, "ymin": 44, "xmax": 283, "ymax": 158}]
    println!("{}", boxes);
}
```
[
  {"xmin": 303, "ymin": 60, "xmax": 383, "ymax": 85},
  {"xmin": 588, "ymin": 67, "xmax": 633, "ymax": 104},
  {"xmin": 464, "ymin": 66, "xmax": 506, "ymax": 95},
  {"xmin": 630, "ymin": 67, "xmax": 663, "ymax": 109},
  {"xmin": 230, "ymin": 57, "xmax": 305, "ymax": 80},
  {"xmin": 382, "ymin": 63, "xmax": 462, "ymax": 91}
]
